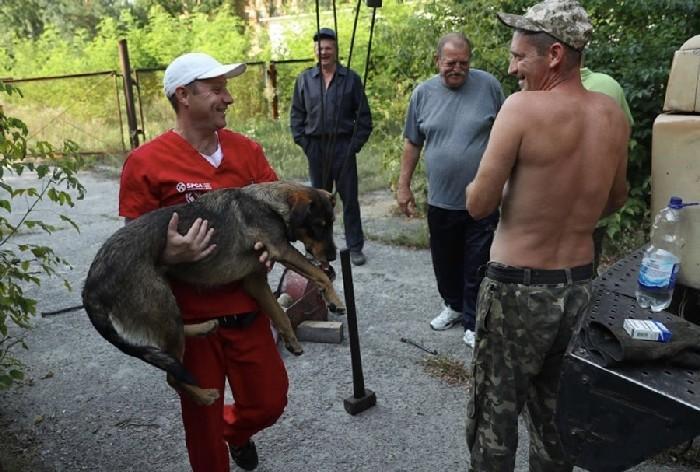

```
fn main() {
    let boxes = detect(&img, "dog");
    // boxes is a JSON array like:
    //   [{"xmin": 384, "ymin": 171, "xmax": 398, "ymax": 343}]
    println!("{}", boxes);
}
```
[{"xmin": 82, "ymin": 181, "xmax": 345, "ymax": 406}]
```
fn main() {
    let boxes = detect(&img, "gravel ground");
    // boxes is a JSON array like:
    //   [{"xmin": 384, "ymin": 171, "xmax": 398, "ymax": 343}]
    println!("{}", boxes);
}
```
[{"xmin": 0, "ymin": 171, "xmax": 695, "ymax": 472}]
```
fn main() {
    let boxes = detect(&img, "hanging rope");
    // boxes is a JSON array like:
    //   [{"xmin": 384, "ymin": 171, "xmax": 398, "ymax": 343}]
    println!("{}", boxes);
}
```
[
  {"xmin": 346, "ymin": 0, "xmax": 363, "ymax": 71},
  {"xmin": 311, "ymin": 0, "xmax": 381, "ymax": 197},
  {"xmin": 319, "ymin": 0, "xmax": 343, "ymax": 192},
  {"xmin": 362, "ymin": 8, "xmax": 378, "ymax": 86},
  {"xmin": 314, "ymin": 0, "xmax": 332, "ymax": 192},
  {"xmin": 329, "ymin": 3, "xmax": 380, "ymax": 200}
]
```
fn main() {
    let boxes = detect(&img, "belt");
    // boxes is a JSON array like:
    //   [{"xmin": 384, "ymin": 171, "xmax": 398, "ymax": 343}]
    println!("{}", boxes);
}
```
[
  {"xmin": 486, "ymin": 263, "xmax": 593, "ymax": 285},
  {"xmin": 217, "ymin": 311, "xmax": 258, "ymax": 329}
]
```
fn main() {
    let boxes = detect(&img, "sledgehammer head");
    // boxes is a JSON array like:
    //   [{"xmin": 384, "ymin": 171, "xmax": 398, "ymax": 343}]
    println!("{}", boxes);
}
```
[{"xmin": 343, "ymin": 388, "xmax": 377, "ymax": 415}]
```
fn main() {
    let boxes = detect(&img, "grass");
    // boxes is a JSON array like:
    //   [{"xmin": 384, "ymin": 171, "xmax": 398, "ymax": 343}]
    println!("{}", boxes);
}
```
[
  {"xmin": 4, "ymin": 95, "xmax": 129, "ymax": 156},
  {"xmin": 420, "ymin": 354, "xmax": 471, "ymax": 387},
  {"xmin": 239, "ymin": 119, "xmax": 310, "ymax": 181},
  {"xmin": 244, "ymin": 118, "xmax": 397, "ymax": 193},
  {"xmin": 366, "ymin": 227, "xmax": 429, "ymax": 249}
]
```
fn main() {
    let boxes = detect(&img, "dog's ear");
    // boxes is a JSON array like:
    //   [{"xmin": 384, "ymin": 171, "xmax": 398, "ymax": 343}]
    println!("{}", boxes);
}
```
[
  {"xmin": 318, "ymin": 189, "xmax": 336, "ymax": 208},
  {"xmin": 287, "ymin": 191, "xmax": 312, "ymax": 239}
]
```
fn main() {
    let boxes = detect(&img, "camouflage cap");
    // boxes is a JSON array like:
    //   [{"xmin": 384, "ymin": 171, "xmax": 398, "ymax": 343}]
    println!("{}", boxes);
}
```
[{"xmin": 497, "ymin": 0, "xmax": 592, "ymax": 51}]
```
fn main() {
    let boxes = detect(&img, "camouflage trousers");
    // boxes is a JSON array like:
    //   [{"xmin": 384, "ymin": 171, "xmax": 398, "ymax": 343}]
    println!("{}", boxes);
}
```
[{"xmin": 466, "ymin": 270, "xmax": 592, "ymax": 472}]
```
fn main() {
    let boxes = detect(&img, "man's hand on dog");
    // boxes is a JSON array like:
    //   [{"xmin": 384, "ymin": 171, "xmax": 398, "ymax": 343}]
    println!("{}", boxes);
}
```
[
  {"xmin": 254, "ymin": 241, "xmax": 274, "ymax": 271},
  {"xmin": 162, "ymin": 213, "xmax": 217, "ymax": 264},
  {"xmin": 160, "ymin": 213, "xmax": 273, "ymax": 271}
]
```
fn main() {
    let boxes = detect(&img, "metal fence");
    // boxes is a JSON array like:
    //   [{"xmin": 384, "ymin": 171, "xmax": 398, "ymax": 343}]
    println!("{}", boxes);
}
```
[
  {"xmin": 1, "ymin": 59, "xmax": 315, "ymax": 157},
  {"xmin": 2, "ymin": 71, "xmax": 128, "ymax": 155}
]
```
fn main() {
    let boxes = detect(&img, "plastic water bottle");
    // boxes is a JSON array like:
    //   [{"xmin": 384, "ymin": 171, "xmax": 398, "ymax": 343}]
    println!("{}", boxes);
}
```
[{"xmin": 635, "ymin": 196, "xmax": 686, "ymax": 312}]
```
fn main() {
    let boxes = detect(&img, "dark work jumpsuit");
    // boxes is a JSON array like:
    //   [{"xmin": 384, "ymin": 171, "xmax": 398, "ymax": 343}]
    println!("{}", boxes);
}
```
[{"xmin": 290, "ymin": 64, "xmax": 372, "ymax": 252}]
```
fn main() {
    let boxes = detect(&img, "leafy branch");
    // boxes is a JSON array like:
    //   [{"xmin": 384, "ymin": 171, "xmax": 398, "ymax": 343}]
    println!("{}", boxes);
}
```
[{"xmin": 0, "ymin": 80, "xmax": 85, "ymax": 389}]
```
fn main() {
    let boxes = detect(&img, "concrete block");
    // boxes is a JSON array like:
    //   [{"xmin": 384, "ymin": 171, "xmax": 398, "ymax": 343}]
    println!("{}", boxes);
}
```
[{"xmin": 296, "ymin": 321, "xmax": 344, "ymax": 344}]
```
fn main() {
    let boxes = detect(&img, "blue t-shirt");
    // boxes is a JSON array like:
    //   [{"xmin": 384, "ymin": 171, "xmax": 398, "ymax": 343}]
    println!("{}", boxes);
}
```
[{"xmin": 404, "ymin": 70, "xmax": 504, "ymax": 210}]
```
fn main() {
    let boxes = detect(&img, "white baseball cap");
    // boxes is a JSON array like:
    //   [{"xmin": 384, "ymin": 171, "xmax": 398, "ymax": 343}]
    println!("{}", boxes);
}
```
[{"xmin": 163, "ymin": 52, "xmax": 246, "ymax": 97}]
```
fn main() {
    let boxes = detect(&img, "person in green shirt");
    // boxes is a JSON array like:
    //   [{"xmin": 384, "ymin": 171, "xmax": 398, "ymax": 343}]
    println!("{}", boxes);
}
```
[
  {"xmin": 580, "ymin": 66, "xmax": 634, "ymax": 125},
  {"xmin": 580, "ymin": 63, "xmax": 633, "ymax": 272}
]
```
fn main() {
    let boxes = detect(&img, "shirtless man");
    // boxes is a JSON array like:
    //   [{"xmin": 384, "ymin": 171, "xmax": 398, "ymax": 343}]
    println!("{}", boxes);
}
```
[{"xmin": 464, "ymin": 1, "xmax": 629, "ymax": 470}]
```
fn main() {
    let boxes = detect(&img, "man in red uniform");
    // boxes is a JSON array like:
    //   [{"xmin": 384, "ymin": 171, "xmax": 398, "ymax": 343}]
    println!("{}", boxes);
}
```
[{"xmin": 119, "ymin": 52, "xmax": 288, "ymax": 471}]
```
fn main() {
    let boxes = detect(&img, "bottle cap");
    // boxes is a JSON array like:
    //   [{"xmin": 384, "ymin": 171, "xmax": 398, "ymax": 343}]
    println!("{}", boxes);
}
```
[{"xmin": 669, "ymin": 196, "xmax": 683, "ymax": 209}]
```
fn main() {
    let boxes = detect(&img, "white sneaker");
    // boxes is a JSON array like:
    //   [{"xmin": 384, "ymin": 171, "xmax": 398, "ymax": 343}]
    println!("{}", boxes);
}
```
[
  {"xmin": 463, "ymin": 329, "xmax": 476, "ymax": 348},
  {"xmin": 430, "ymin": 304, "xmax": 462, "ymax": 331}
]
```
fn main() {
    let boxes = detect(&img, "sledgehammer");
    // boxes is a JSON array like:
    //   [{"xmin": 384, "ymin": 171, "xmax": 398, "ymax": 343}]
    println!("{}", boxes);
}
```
[{"xmin": 340, "ymin": 249, "xmax": 377, "ymax": 415}]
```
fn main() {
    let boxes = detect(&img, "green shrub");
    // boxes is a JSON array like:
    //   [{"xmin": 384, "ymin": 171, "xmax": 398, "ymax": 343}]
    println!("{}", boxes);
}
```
[
  {"xmin": 583, "ymin": 0, "xmax": 699, "ymax": 245},
  {"xmin": 0, "ymin": 81, "xmax": 85, "ymax": 389}
]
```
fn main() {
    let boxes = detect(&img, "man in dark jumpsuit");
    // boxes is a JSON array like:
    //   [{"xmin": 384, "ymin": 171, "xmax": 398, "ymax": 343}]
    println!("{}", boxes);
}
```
[{"xmin": 290, "ymin": 27, "xmax": 373, "ymax": 266}]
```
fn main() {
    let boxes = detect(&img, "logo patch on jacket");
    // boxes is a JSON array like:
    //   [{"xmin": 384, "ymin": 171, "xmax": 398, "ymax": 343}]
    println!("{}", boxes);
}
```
[
  {"xmin": 176, "ymin": 182, "xmax": 212, "ymax": 193},
  {"xmin": 176, "ymin": 182, "xmax": 213, "ymax": 203}
]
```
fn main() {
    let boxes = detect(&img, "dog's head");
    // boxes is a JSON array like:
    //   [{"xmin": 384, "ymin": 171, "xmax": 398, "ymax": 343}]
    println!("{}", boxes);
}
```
[{"xmin": 287, "ymin": 187, "xmax": 337, "ymax": 263}]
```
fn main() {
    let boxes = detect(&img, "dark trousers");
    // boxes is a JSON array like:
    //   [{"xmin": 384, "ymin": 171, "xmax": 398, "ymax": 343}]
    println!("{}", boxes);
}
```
[
  {"xmin": 305, "ymin": 135, "xmax": 364, "ymax": 252},
  {"xmin": 427, "ymin": 205, "xmax": 498, "ymax": 331}
]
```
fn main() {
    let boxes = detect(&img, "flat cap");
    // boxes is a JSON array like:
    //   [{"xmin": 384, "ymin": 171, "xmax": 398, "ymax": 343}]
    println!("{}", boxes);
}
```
[{"xmin": 313, "ymin": 28, "xmax": 337, "ymax": 41}]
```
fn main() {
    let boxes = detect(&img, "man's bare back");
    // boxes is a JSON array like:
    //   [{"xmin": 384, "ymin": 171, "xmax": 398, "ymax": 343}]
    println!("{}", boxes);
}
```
[
  {"xmin": 467, "ymin": 60, "xmax": 628, "ymax": 269},
  {"xmin": 494, "ymin": 86, "xmax": 628, "ymax": 268}
]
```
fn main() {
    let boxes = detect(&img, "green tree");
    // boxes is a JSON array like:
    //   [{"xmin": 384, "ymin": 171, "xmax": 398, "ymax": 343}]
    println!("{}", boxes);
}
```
[
  {"xmin": 0, "ymin": 0, "xmax": 131, "ymax": 40},
  {"xmin": 0, "ymin": 0, "xmax": 49, "ymax": 40},
  {"xmin": 131, "ymin": 0, "xmax": 247, "ymax": 19},
  {"xmin": 0, "ymin": 81, "xmax": 85, "ymax": 389}
]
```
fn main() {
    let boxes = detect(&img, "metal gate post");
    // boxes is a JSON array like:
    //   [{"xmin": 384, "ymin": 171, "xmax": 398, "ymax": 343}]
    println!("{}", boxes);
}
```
[
  {"xmin": 118, "ymin": 39, "xmax": 140, "ymax": 149},
  {"xmin": 267, "ymin": 62, "xmax": 279, "ymax": 120}
]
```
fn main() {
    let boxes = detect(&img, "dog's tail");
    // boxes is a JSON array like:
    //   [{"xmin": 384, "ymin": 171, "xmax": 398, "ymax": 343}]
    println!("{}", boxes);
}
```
[
  {"xmin": 139, "ymin": 347, "xmax": 197, "ymax": 387},
  {"xmin": 87, "ymin": 309, "xmax": 198, "ymax": 386},
  {"xmin": 82, "ymin": 283, "xmax": 198, "ymax": 386}
]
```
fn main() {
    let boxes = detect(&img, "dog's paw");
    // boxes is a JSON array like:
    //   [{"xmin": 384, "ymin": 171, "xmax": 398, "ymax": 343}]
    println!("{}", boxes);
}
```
[
  {"xmin": 321, "ymin": 289, "xmax": 345, "ymax": 315},
  {"xmin": 329, "ymin": 302, "xmax": 346, "ymax": 315},
  {"xmin": 186, "ymin": 388, "xmax": 219, "ymax": 406},
  {"xmin": 184, "ymin": 319, "xmax": 219, "ymax": 337},
  {"xmin": 285, "ymin": 339, "xmax": 304, "ymax": 356},
  {"xmin": 194, "ymin": 388, "xmax": 220, "ymax": 406}
]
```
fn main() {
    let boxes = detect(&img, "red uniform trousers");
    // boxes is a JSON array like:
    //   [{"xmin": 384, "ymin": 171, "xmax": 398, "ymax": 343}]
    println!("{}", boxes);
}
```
[{"xmin": 179, "ymin": 312, "xmax": 288, "ymax": 472}]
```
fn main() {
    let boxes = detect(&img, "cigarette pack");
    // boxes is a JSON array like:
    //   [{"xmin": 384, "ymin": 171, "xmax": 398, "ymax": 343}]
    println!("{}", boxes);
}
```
[{"xmin": 623, "ymin": 318, "xmax": 672, "ymax": 342}]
